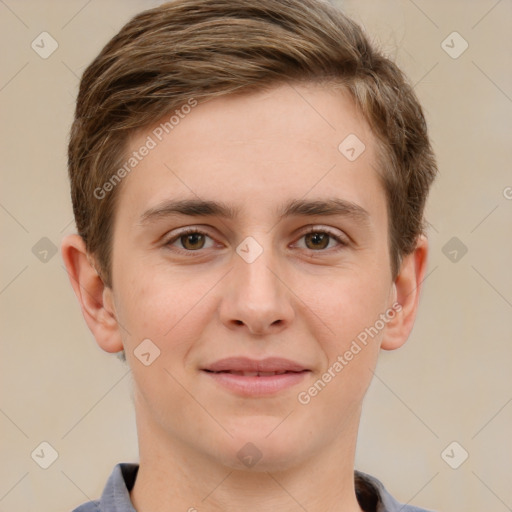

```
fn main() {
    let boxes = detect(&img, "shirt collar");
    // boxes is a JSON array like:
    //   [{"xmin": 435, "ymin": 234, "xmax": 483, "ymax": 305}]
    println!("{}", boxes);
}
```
[
  {"xmin": 98, "ymin": 462, "xmax": 419, "ymax": 512},
  {"xmin": 99, "ymin": 463, "xmax": 138, "ymax": 512}
]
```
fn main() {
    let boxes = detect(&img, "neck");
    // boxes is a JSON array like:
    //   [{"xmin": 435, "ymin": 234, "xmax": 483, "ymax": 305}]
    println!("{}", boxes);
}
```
[{"xmin": 130, "ymin": 403, "xmax": 363, "ymax": 512}]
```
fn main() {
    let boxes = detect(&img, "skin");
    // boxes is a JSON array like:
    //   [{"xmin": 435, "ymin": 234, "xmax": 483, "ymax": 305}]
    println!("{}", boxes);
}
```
[{"xmin": 62, "ymin": 82, "xmax": 428, "ymax": 512}]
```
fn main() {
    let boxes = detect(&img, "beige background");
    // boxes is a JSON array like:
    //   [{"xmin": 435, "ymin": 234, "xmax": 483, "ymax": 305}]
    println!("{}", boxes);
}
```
[{"xmin": 1, "ymin": 1, "xmax": 511, "ymax": 511}]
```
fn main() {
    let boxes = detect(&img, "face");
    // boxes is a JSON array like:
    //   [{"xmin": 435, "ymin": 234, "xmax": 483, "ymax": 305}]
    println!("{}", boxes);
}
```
[{"xmin": 106, "ymin": 82, "xmax": 398, "ymax": 470}]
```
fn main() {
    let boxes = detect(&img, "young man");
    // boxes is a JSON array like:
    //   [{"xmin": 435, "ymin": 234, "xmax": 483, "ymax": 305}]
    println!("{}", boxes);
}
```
[{"xmin": 62, "ymin": 0, "xmax": 437, "ymax": 510}]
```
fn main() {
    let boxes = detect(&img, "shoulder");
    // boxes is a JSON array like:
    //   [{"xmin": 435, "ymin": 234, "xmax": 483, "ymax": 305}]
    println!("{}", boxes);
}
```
[
  {"xmin": 355, "ymin": 471, "xmax": 437, "ymax": 512},
  {"xmin": 70, "ymin": 500, "xmax": 101, "ymax": 512},
  {"xmin": 68, "ymin": 462, "xmax": 138, "ymax": 512}
]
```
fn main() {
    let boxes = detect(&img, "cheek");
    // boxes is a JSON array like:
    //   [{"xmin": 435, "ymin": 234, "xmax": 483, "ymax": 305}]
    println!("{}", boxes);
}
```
[
  {"xmin": 305, "ymin": 280, "xmax": 387, "ymax": 413},
  {"xmin": 313, "ymin": 269, "xmax": 391, "ymax": 345},
  {"xmin": 113, "ymin": 263, "xmax": 218, "ymax": 354},
  {"xmin": 315, "ymin": 269, "xmax": 391, "ymax": 399}
]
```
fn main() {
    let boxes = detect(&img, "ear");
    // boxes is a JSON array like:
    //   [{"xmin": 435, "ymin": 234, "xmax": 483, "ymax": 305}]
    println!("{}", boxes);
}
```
[
  {"xmin": 380, "ymin": 235, "xmax": 429, "ymax": 351},
  {"xmin": 61, "ymin": 234, "xmax": 123, "ymax": 354}
]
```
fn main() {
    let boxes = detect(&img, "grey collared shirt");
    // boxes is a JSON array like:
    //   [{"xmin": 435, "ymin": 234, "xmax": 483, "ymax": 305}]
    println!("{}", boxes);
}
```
[{"xmin": 71, "ymin": 463, "xmax": 435, "ymax": 512}]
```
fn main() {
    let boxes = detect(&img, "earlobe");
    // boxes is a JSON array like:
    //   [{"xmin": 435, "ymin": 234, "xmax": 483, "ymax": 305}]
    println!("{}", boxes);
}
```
[
  {"xmin": 380, "ymin": 235, "xmax": 429, "ymax": 351},
  {"xmin": 61, "ymin": 234, "xmax": 124, "ymax": 354}
]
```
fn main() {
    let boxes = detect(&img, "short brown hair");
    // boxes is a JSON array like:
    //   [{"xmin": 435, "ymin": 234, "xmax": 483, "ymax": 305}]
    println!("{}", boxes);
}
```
[{"xmin": 68, "ymin": 0, "xmax": 437, "ymax": 287}]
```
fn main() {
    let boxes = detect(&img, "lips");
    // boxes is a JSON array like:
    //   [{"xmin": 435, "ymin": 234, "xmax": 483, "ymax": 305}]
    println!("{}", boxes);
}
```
[
  {"xmin": 214, "ymin": 370, "xmax": 289, "ymax": 377},
  {"xmin": 202, "ymin": 356, "xmax": 309, "ymax": 375},
  {"xmin": 202, "ymin": 357, "xmax": 310, "ymax": 396}
]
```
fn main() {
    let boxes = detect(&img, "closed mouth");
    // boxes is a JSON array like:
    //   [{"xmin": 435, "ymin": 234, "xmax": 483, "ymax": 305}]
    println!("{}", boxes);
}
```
[
  {"xmin": 202, "ymin": 356, "xmax": 310, "ymax": 374},
  {"xmin": 203, "ymin": 370, "xmax": 307, "ymax": 377}
]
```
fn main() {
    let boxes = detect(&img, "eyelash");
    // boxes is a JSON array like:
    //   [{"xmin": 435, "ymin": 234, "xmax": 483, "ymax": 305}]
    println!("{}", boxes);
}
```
[{"xmin": 163, "ymin": 226, "xmax": 348, "ymax": 255}]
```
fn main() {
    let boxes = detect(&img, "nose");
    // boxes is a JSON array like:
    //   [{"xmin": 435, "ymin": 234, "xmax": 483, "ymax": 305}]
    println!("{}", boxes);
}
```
[{"xmin": 218, "ymin": 247, "xmax": 295, "ymax": 336}]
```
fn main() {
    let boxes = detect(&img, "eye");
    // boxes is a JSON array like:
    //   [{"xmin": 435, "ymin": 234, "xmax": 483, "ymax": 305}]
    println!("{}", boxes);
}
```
[
  {"xmin": 165, "ymin": 229, "xmax": 216, "ymax": 251},
  {"xmin": 295, "ymin": 228, "xmax": 347, "ymax": 251}
]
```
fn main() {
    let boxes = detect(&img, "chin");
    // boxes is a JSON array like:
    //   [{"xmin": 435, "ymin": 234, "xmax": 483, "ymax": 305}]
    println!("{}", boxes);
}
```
[{"xmin": 209, "ymin": 421, "xmax": 312, "ymax": 473}]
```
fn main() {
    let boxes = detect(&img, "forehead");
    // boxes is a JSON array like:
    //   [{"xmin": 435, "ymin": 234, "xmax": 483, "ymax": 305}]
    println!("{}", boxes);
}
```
[{"xmin": 115, "ymin": 82, "xmax": 383, "ymax": 224}]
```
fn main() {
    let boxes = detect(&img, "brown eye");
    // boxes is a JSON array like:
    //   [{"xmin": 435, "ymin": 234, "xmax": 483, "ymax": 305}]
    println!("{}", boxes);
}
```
[
  {"xmin": 304, "ymin": 232, "xmax": 330, "ymax": 250},
  {"xmin": 180, "ymin": 232, "xmax": 206, "ymax": 250},
  {"xmin": 165, "ymin": 229, "xmax": 216, "ymax": 253}
]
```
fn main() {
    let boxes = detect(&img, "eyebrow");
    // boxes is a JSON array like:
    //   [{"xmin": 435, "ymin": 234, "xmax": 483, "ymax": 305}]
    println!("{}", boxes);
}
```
[
  {"xmin": 139, "ymin": 199, "xmax": 238, "ymax": 225},
  {"xmin": 138, "ymin": 197, "xmax": 371, "ymax": 227}
]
